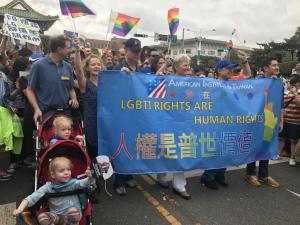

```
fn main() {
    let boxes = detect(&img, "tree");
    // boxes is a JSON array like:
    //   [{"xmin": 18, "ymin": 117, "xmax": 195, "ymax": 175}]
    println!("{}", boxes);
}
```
[{"xmin": 40, "ymin": 34, "xmax": 50, "ymax": 54}]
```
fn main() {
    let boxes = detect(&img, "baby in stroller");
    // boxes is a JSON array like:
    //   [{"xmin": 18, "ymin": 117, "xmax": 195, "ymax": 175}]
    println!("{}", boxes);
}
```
[
  {"xmin": 13, "ymin": 156, "xmax": 94, "ymax": 225},
  {"xmin": 50, "ymin": 115, "xmax": 84, "ymax": 145}
]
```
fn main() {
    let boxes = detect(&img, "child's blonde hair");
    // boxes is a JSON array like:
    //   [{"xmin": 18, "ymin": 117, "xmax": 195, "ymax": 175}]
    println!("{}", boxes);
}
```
[
  {"xmin": 49, "ymin": 157, "xmax": 72, "ymax": 174},
  {"xmin": 53, "ymin": 115, "xmax": 73, "ymax": 129}
]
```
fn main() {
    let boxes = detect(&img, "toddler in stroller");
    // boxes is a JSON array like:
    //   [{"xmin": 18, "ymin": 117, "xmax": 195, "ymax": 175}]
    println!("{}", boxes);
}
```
[
  {"xmin": 13, "ymin": 156, "xmax": 94, "ymax": 225},
  {"xmin": 50, "ymin": 115, "xmax": 84, "ymax": 145}
]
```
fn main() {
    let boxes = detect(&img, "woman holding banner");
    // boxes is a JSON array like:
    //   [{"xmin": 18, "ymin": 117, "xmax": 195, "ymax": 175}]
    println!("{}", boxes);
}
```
[{"xmin": 157, "ymin": 54, "xmax": 192, "ymax": 200}]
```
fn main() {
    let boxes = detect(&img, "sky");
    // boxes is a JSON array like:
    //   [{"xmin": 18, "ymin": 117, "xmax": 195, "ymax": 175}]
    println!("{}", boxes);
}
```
[{"xmin": 2, "ymin": 0, "xmax": 300, "ymax": 48}]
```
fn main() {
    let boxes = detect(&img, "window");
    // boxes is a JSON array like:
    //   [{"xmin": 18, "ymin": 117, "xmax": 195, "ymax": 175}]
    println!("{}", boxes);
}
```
[
  {"xmin": 186, "ymin": 49, "xmax": 192, "ymax": 54},
  {"xmin": 208, "ymin": 50, "xmax": 215, "ymax": 56}
]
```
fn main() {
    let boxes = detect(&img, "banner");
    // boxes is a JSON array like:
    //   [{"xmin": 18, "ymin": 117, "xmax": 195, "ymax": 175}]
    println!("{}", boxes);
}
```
[
  {"xmin": 0, "ymin": 14, "xmax": 41, "ymax": 45},
  {"xmin": 98, "ymin": 71, "xmax": 283, "ymax": 174},
  {"xmin": 63, "ymin": 30, "xmax": 86, "ymax": 48}
]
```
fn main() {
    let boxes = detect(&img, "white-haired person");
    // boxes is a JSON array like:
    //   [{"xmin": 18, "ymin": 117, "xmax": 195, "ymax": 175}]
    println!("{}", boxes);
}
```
[{"xmin": 157, "ymin": 54, "xmax": 192, "ymax": 200}]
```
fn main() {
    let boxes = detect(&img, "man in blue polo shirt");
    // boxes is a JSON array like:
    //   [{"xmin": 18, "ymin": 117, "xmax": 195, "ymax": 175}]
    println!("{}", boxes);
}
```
[{"xmin": 26, "ymin": 35, "xmax": 78, "ymax": 122}]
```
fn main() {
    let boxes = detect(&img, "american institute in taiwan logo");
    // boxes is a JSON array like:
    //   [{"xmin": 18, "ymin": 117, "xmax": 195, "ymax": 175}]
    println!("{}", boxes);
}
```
[{"xmin": 148, "ymin": 78, "xmax": 167, "ymax": 98}]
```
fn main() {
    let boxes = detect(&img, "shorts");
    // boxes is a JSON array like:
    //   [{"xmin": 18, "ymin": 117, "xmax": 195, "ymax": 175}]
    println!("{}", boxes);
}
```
[{"xmin": 279, "ymin": 122, "xmax": 300, "ymax": 141}]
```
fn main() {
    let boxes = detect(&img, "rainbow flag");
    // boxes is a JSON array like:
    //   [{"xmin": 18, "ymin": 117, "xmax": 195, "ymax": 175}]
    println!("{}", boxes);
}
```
[
  {"xmin": 18, "ymin": 211, "xmax": 35, "ymax": 225},
  {"xmin": 168, "ymin": 8, "xmax": 179, "ymax": 35},
  {"xmin": 112, "ymin": 12, "xmax": 140, "ymax": 37},
  {"xmin": 59, "ymin": 0, "xmax": 95, "ymax": 18}
]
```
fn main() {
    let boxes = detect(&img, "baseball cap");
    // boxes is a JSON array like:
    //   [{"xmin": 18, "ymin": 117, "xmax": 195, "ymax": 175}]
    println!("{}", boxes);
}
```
[
  {"xmin": 29, "ymin": 53, "xmax": 43, "ymax": 62},
  {"xmin": 124, "ymin": 38, "xmax": 141, "ymax": 53},
  {"xmin": 215, "ymin": 59, "xmax": 238, "ymax": 70}
]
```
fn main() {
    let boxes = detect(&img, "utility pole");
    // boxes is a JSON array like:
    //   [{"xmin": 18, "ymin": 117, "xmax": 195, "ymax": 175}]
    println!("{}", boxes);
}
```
[{"xmin": 181, "ymin": 28, "xmax": 185, "ymax": 53}]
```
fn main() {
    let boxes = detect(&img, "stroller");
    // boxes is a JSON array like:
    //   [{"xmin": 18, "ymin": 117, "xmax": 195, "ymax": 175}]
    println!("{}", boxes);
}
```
[{"xmin": 24, "ymin": 109, "xmax": 112, "ymax": 225}]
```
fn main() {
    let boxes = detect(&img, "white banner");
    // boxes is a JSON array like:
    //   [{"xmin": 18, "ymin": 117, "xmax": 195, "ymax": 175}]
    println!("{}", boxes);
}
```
[{"xmin": 0, "ymin": 14, "xmax": 41, "ymax": 45}]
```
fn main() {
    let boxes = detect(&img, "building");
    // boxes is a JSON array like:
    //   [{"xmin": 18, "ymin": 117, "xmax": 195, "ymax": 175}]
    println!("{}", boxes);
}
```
[
  {"xmin": 87, "ymin": 36, "xmax": 126, "ymax": 52},
  {"xmin": 0, "ymin": 0, "xmax": 58, "ymax": 33},
  {"xmin": 153, "ymin": 37, "xmax": 252, "ymax": 59}
]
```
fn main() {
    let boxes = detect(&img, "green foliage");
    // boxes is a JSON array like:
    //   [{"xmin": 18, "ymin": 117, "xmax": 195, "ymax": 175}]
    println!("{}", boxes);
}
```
[
  {"xmin": 279, "ymin": 61, "xmax": 297, "ymax": 76},
  {"xmin": 190, "ymin": 55, "xmax": 218, "ymax": 69},
  {"xmin": 249, "ymin": 26, "xmax": 300, "ymax": 71},
  {"xmin": 40, "ymin": 34, "xmax": 50, "ymax": 54}
]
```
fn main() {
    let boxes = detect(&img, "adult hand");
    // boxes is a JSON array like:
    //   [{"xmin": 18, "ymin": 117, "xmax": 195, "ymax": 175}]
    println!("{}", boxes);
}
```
[
  {"xmin": 237, "ymin": 50, "xmax": 248, "ymax": 63},
  {"xmin": 33, "ymin": 108, "xmax": 42, "ymax": 124},
  {"xmin": 69, "ymin": 98, "xmax": 79, "ymax": 109},
  {"xmin": 75, "ymin": 135, "xmax": 84, "ymax": 145},
  {"xmin": 73, "ymin": 38, "xmax": 80, "ymax": 50},
  {"xmin": 121, "ymin": 67, "xmax": 131, "ymax": 73},
  {"xmin": 279, "ymin": 121, "xmax": 284, "ymax": 133}
]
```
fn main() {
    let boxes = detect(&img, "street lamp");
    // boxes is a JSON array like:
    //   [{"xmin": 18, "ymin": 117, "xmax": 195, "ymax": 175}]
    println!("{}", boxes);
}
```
[{"xmin": 187, "ymin": 28, "xmax": 216, "ymax": 65}]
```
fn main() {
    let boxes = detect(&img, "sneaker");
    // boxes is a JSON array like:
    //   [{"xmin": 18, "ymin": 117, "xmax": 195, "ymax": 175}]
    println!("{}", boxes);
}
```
[
  {"xmin": 200, "ymin": 179, "xmax": 219, "ymax": 190},
  {"xmin": 172, "ymin": 188, "xmax": 191, "ymax": 200},
  {"xmin": 126, "ymin": 179, "xmax": 137, "ymax": 188},
  {"xmin": 244, "ymin": 175, "xmax": 261, "ymax": 187},
  {"xmin": 0, "ymin": 170, "xmax": 12, "ymax": 182},
  {"xmin": 259, "ymin": 176, "xmax": 280, "ymax": 188},
  {"xmin": 7, "ymin": 163, "xmax": 17, "ymax": 173},
  {"xmin": 289, "ymin": 158, "xmax": 296, "ymax": 166},
  {"xmin": 115, "ymin": 186, "xmax": 127, "ymax": 195}
]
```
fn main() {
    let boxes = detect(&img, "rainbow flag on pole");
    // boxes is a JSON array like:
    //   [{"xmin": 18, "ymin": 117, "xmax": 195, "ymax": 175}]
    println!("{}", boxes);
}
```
[
  {"xmin": 111, "ymin": 12, "xmax": 140, "ymax": 37},
  {"xmin": 59, "ymin": 0, "xmax": 95, "ymax": 18},
  {"xmin": 168, "ymin": 8, "xmax": 179, "ymax": 35}
]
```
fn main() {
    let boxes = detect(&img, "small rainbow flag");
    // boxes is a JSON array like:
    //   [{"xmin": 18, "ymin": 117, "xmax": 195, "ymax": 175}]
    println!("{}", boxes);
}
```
[
  {"xmin": 168, "ymin": 8, "xmax": 179, "ymax": 35},
  {"xmin": 112, "ymin": 12, "xmax": 140, "ymax": 37},
  {"xmin": 59, "ymin": 0, "xmax": 95, "ymax": 18},
  {"xmin": 18, "ymin": 211, "xmax": 35, "ymax": 225}
]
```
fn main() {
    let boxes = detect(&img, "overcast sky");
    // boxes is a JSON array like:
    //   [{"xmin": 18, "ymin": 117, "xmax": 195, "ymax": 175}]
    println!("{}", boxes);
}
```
[{"xmin": 2, "ymin": 0, "xmax": 300, "ymax": 47}]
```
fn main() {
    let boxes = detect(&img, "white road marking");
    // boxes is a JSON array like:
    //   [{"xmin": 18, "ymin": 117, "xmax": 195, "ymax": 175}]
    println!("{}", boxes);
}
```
[{"xmin": 287, "ymin": 189, "xmax": 300, "ymax": 198}]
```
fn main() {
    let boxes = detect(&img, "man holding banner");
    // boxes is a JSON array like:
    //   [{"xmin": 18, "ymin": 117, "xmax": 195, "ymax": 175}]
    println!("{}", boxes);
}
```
[
  {"xmin": 244, "ymin": 57, "xmax": 282, "ymax": 188},
  {"xmin": 113, "ymin": 38, "xmax": 141, "ymax": 195},
  {"xmin": 201, "ymin": 50, "xmax": 252, "ymax": 190},
  {"xmin": 200, "ymin": 59, "xmax": 239, "ymax": 190}
]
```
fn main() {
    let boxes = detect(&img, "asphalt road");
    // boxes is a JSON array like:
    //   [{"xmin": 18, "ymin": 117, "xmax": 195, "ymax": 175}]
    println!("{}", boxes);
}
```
[{"xmin": 1, "ymin": 152, "xmax": 300, "ymax": 225}]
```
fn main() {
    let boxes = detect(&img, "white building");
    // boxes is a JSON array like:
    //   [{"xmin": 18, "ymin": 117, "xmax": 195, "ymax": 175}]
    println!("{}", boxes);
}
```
[{"xmin": 154, "ymin": 37, "xmax": 252, "ymax": 58}]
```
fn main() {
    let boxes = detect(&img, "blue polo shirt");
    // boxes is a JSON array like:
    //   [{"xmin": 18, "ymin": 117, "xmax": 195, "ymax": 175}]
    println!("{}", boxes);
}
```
[{"xmin": 28, "ymin": 57, "xmax": 74, "ymax": 111}]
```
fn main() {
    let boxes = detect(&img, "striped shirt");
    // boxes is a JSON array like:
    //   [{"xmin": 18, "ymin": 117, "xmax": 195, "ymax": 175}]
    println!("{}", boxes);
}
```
[{"xmin": 283, "ymin": 94, "xmax": 300, "ymax": 125}]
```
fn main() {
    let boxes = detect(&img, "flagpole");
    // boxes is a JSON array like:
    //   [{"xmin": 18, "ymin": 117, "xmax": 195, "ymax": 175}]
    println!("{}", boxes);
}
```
[
  {"xmin": 65, "ymin": 5, "xmax": 76, "ymax": 34},
  {"xmin": 72, "ymin": 18, "xmax": 77, "ymax": 33},
  {"xmin": 167, "ymin": 35, "xmax": 171, "ymax": 54},
  {"xmin": 105, "ymin": 9, "xmax": 113, "ymax": 49}
]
